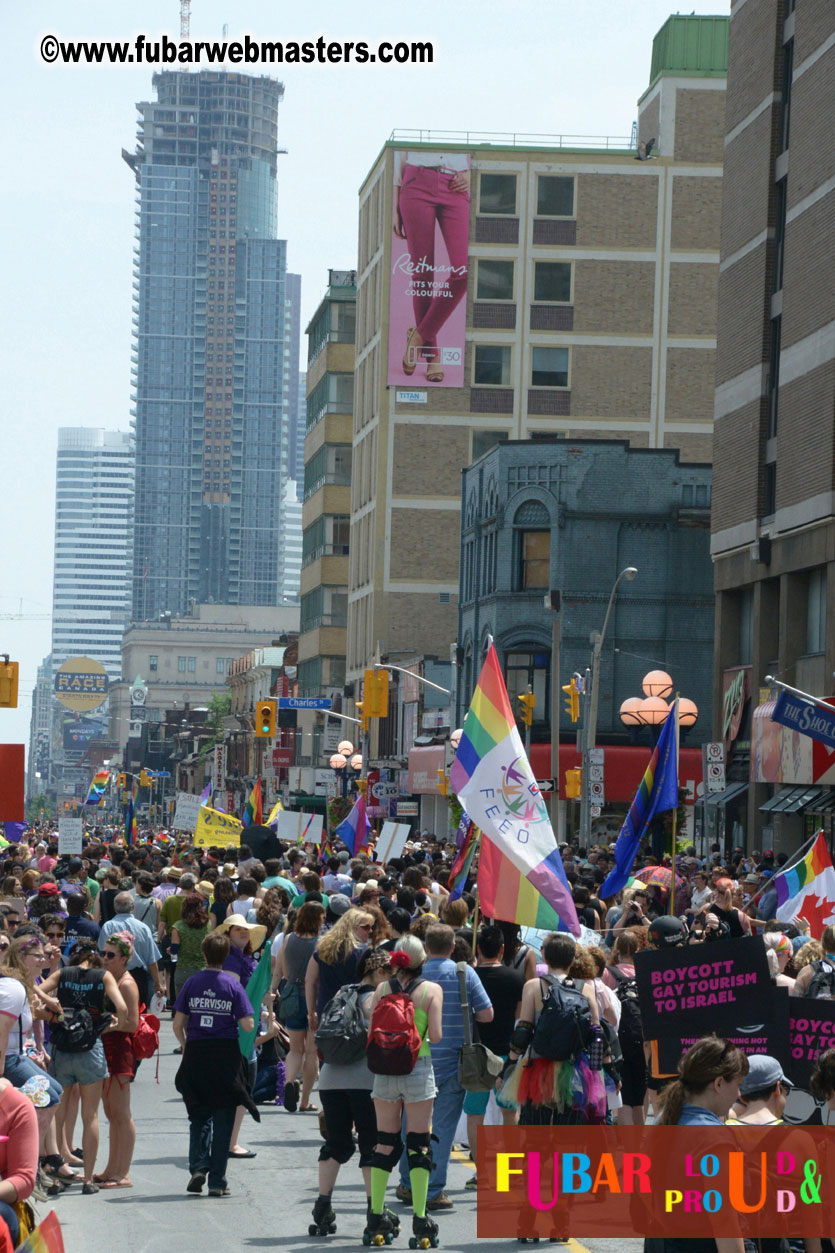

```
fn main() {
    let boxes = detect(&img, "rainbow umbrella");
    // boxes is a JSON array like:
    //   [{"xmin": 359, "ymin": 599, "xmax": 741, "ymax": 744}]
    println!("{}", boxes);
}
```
[{"xmin": 634, "ymin": 865, "xmax": 689, "ymax": 914}]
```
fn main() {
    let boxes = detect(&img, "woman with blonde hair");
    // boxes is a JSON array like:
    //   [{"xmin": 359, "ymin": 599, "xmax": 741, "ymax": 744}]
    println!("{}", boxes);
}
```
[
  {"xmin": 306, "ymin": 908, "xmax": 373, "ymax": 1030},
  {"xmin": 365, "ymin": 934, "xmax": 443, "ymax": 1249}
]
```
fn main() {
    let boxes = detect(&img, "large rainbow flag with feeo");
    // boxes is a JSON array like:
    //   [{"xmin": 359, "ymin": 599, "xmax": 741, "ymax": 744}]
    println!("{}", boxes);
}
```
[
  {"xmin": 450, "ymin": 643, "xmax": 579, "ymax": 935},
  {"xmin": 775, "ymin": 831, "xmax": 835, "ymax": 935}
]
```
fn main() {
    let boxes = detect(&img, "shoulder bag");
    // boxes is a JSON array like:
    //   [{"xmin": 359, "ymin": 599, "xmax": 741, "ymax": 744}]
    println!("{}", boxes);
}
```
[{"xmin": 455, "ymin": 961, "xmax": 504, "ymax": 1093}]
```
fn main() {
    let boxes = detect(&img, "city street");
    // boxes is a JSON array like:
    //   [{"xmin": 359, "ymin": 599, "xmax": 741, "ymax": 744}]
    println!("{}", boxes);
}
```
[{"xmin": 52, "ymin": 1020, "xmax": 643, "ymax": 1253}]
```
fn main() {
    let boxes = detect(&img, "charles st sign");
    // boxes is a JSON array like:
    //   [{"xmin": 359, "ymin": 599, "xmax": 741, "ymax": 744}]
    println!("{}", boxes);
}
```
[{"xmin": 771, "ymin": 689, "xmax": 835, "ymax": 750}]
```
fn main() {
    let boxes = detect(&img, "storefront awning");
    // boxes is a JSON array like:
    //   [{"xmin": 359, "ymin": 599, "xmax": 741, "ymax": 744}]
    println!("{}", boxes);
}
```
[
  {"xmin": 759, "ymin": 785, "xmax": 830, "ymax": 813},
  {"xmin": 705, "ymin": 781, "xmax": 748, "ymax": 809}
]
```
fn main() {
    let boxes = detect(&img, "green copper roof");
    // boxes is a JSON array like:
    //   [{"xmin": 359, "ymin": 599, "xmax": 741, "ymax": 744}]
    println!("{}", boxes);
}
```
[{"xmin": 649, "ymin": 15, "xmax": 729, "ymax": 86}]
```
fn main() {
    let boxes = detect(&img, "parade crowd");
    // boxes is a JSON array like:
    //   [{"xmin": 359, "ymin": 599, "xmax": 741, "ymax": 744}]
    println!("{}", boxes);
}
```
[{"xmin": 0, "ymin": 823, "xmax": 834, "ymax": 1252}]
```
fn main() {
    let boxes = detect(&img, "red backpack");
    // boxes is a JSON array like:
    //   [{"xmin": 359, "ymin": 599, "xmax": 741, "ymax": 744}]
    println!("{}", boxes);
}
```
[
  {"xmin": 133, "ymin": 1009, "xmax": 160, "ymax": 1061},
  {"xmin": 367, "ymin": 978, "xmax": 425, "ymax": 1075}
]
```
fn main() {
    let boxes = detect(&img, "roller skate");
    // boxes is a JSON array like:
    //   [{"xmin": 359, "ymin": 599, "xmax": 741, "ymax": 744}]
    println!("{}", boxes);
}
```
[
  {"xmin": 362, "ymin": 1208, "xmax": 398, "ymax": 1246},
  {"xmin": 309, "ymin": 1194, "xmax": 337, "ymax": 1236},
  {"xmin": 408, "ymin": 1215, "xmax": 439, "ymax": 1249},
  {"xmin": 367, "ymin": 1199, "xmax": 400, "ymax": 1236}
]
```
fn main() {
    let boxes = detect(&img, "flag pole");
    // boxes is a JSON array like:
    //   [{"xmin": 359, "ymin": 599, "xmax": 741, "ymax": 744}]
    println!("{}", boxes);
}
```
[{"xmin": 670, "ymin": 696, "xmax": 680, "ymax": 917}]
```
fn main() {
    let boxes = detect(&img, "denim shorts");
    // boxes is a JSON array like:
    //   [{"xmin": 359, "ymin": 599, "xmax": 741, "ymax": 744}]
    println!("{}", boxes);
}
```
[
  {"xmin": 283, "ymin": 1015, "xmax": 308, "ymax": 1032},
  {"xmin": 51, "ymin": 1040, "xmax": 108, "ymax": 1087},
  {"xmin": 3, "ymin": 1052, "xmax": 64, "ymax": 1106},
  {"xmin": 372, "ymin": 1055, "xmax": 437, "ymax": 1103}
]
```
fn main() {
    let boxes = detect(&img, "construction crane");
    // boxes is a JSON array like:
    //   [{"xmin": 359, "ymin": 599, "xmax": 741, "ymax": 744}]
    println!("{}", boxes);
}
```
[
  {"xmin": 180, "ymin": 0, "xmax": 191, "ymax": 40},
  {"xmin": 0, "ymin": 613, "xmax": 51, "ymax": 621}
]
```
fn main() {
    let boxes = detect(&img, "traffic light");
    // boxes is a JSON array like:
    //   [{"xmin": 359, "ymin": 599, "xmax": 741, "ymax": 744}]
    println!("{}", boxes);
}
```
[
  {"xmin": 562, "ymin": 677, "xmax": 580, "ymax": 723},
  {"xmin": 255, "ymin": 699, "xmax": 277, "ymax": 738},
  {"xmin": 0, "ymin": 660, "xmax": 19, "ymax": 708},
  {"xmin": 565, "ymin": 767, "xmax": 582, "ymax": 799},
  {"xmin": 363, "ymin": 669, "xmax": 390, "ymax": 718},
  {"xmin": 139, "ymin": 769, "xmax": 152, "ymax": 787},
  {"xmin": 436, "ymin": 768, "xmax": 450, "ymax": 796},
  {"xmin": 356, "ymin": 778, "xmax": 368, "ymax": 797},
  {"xmin": 356, "ymin": 700, "xmax": 370, "ymax": 733},
  {"xmin": 117, "ymin": 773, "xmax": 127, "ymax": 790},
  {"xmin": 517, "ymin": 691, "xmax": 536, "ymax": 727}
]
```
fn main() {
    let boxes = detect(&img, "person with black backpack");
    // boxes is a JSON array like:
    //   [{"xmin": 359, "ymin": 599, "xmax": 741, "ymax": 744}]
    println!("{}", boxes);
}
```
[
  {"xmin": 308, "ymin": 947, "xmax": 393, "ymax": 1237},
  {"xmin": 792, "ymin": 924, "xmax": 835, "ymax": 999},
  {"xmin": 604, "ymin": 930, "xmax": 647, "ymax": 1124},
  {"xmin": 501, "ymin": 931, "xmax": 606, "ymax": 1127}
]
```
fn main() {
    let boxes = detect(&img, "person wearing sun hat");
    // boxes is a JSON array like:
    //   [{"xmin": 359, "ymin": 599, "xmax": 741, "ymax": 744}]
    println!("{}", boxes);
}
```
[{"xmin": 213, "ymin": 914, "xmax": 268, "ymax": 1158}]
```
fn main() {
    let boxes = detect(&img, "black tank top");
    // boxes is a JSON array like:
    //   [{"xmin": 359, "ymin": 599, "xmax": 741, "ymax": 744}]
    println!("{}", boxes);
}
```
[
  {"xmin": 57, "ymin": 966, "xmax": 106, "ymax": 1016},
  {"xmin": 708, "ymin": 903, "xmax": 744, "ymax": 938}
]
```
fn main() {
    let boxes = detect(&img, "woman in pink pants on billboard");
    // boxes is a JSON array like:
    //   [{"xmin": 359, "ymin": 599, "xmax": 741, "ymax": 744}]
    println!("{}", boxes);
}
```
[{"xmin": 393, "ymin": 152, "xmax": 470, "ymax": 384}]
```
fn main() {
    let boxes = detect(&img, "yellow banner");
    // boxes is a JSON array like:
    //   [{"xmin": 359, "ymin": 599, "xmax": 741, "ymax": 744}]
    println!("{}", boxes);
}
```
[{"xmin": 193, "ymin": 804, "xmax": 242, "ymax": 847}]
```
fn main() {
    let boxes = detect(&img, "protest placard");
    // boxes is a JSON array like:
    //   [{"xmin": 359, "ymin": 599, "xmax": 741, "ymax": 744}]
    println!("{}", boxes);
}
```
[
  {"xmin": 58, "ymin": 816, "xmax": 83, "ymax": 855},
  {"xmin": 635, "ymin": 935, "xmax": 771, "ymax": 1042},
  {"xmin": 787, "ymin": 996, "xmax": 835, "ymax": 1088},
  {"xmin": 193, "ymin": 805, "xmax": 242, "ymax": 847},
  {"xmin": 375, "ymin": 821, "xmax": 411, "ymax": 863},
  {"xmin": 172, "ymin": 791, "xmax": 202, "ymax": 833},
  {"xmin": 656, "ymin": 985, "xmax": 791, "ymax": 1073},
  {"xmin": 276, "ymin": 809, "xmax": 324, "ymax": 845}
]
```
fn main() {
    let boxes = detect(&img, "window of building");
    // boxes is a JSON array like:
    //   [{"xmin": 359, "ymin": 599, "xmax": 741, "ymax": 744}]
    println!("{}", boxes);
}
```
[
  {"xmin": 807, "ymin": 569, "xmax": 827, "ymax": 654},
  {"xmin": 780, "ymin": 39, "xmax": 793, "ymax": 152},
  {"xmin": 505, "ymin": 650, "xmax": 549, "ymax": 721},
  {"xmin": 479, "ymin": 173, "xmax": 517, "ymax": 215},
  {"xmin": 763, "ymin": 461, "xmax": 777, "ymax": 518},
  {"xmin": 533, "ymin": 262, "xmax": 572, "ymax": 303},
  {"xmin": 148, "ymin": 655, "xmax": 158, "ymax": 672},
  {"xmin": 767, "ymin": 316, "xmax": 781, "ymax": 439},
  {"xmin": 519, "ymin": 529, "xmax": 550, "ymax": 590},
  {"xmin": 187, "ymin": 656, "xmax": 196, "ymax": 673},
  {"xmin": 774, "ymin": 179, "xmax": 787, "ymax": 293},
  {"xmin": 216, "ymin": 657, "xmax": 226, "ymax": 673},
  {"xmin": 474, "ymin": 345, "xmax": 511, "ymax": 386},
  {"xmin": 536, "ymin": 176, "xmax": 574, "ymax": 217},
  {"xmin": 178, "ymin": 656, "xmax": 186, "ymax": 672},
  {"xmin": 531, "ymin": 346, "xmax": 569, "ymax": 387},
  {"xmin": 476, "ymin": 260, "xmax": 514, "ymax": 301}
]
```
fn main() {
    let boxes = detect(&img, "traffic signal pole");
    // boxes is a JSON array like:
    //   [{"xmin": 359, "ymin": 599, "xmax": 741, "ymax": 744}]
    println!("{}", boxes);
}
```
[{"xmin": 549, "ymin": 601, "xmax": 561, "ymax": 843}]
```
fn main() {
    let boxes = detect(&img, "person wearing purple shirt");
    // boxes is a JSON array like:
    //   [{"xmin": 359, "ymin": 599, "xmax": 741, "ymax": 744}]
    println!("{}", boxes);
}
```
[
  {"xmin": 173, "ymin": 933, "xmax": 258, "ymax": 1197},
  {"xmin": 215, "ymin": 914, "xmax": 267, "ymax": 1158}
]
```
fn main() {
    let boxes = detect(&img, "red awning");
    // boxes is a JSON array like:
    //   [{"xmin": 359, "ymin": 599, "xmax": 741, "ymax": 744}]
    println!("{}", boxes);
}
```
[{"xmin": 529, "ymin": 743, "xmax": 703, "ymax": 802}]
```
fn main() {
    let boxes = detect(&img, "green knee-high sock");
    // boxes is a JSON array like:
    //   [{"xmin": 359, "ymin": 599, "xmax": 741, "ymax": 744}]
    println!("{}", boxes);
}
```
[
  {"xmin": 410, "ymin": 1166, "xmax": 430, "ymax": 1218},
  {"xmin": 370, "ymin": 1166, "xmax": 390, "ymax": 1216}
]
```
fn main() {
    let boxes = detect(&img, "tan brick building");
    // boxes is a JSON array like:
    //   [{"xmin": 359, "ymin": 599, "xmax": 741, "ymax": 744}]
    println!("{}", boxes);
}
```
[
  {"xmin": 711, "ymin": 0, "xmax": 835, "ymax": 854},
  {"xmin": 347, "ymin": 16, "xmax": 728, "ymax": 688}
]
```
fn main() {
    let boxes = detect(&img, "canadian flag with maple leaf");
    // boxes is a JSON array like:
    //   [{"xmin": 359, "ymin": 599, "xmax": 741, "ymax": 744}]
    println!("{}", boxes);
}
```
[{"xmin": 775, "ymin": 832, "xmax": 835, "ymax": 936}]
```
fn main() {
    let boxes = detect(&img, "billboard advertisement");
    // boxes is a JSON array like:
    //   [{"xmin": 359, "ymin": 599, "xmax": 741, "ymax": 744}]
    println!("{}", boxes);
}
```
[
  {"xmin": 54, "ymin": 656, "xmax": 109, "ymax": 711},
  {"xmin": 387, "ymin": 151, "xmax": 470, "ymax": 389}
]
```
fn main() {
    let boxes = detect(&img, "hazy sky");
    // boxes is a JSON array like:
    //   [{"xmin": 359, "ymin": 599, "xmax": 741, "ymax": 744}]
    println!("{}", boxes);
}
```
[{"xmin": 0, "ymin": 0, "xmax": 729, "ymax": 757}]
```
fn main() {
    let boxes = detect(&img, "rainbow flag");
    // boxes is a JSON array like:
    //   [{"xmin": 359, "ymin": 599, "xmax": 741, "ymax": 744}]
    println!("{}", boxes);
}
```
[
  {"xmin": 335, "ymin": 793, "xmax": 369, "ymax": 858},
  {"xmin": 600, "ymin": 700, "xmax": 679, "ymax": 900},
  {"xmin": 448, "ymin": 823, "xmax": 480, "ymax": 901},
  {"xmin": 241, "ymin": 779, "xmax": 262, "ymax": 829},
  {"xmin": 775, "ymin": 832, "xmax": 835, "ymax": 934},
  {"xmin": 199, "ymin": 780, "xmax": 212, "ymax": 807},
  {"xmin": 451, "ymin": 644, "xmax": 579, "ymax": 935},
  {"xmin": 84, "ymin": 768, "xmax": 110, "ymax": 807}
]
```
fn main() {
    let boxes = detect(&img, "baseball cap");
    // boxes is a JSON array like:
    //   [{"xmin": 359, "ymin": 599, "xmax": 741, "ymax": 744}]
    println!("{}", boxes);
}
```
[
  {"xmin": 739, "ymin": 1054, "xmax": 793, "ymax": 1095},
  {"xmin": 37, "ymin": 883, "xmax": 60, "ymax": 897},
  {"xmin": 648, "ymin": 916, "xmax": 687, "ymax": 948},
  {"xmin": 326, "ymin": 894, "xmax": 352, "ymax": 922}
]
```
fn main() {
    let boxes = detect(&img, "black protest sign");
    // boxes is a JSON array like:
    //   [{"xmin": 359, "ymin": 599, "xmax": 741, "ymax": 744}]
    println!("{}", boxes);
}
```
[
  {"xmin": 635, "ymin": 935, "xmax": 771, "ymax": 1043},
  {"xmin": 787, "ymin": 997, "xmax": 835, "ymax": 1089},
  {"xmin": 656, "ymin": 985, "xmax": 791, "ymax": 1074}
]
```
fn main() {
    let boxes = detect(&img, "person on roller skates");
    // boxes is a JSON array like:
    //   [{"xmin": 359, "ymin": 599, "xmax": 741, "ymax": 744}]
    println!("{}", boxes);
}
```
[{"xmin": 364, "ymin": 937, "xmax": 443, "ymax": 1247}]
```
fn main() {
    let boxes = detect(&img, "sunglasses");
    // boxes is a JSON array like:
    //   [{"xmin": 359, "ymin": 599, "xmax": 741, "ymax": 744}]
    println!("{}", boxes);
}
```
[
  {"xmin": 102, "ymin": 951, "xmax": 119, "ymax": 960},
  {"xmin": 46, "ymin": 932, "xmax": 65, "ymax": 940},
  {"xmin": 357, "ymin": 924, "xmax": 373, "ymax": 932}
]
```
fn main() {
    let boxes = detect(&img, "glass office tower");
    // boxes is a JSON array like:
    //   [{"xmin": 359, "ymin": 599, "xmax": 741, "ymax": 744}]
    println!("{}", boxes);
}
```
[{"xmin": 126, "ymin": 71, "xmax": 290, "ymax": 619}]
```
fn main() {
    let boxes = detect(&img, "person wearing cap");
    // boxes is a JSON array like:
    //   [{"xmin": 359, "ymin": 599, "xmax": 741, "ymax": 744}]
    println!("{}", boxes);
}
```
[{"xmin": 727, "ymin": 1054, "xmax": 793, "ymax": 1125}]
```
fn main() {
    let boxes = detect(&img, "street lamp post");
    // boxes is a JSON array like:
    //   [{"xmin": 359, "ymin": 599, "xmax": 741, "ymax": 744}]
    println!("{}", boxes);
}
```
[
  {"xmin": 580, "ymin": 566, "xmax": 637, "ymax": 843},
  {"xmin": 329, "ymin": 742, "xmax": 363, "ymax": 798}
]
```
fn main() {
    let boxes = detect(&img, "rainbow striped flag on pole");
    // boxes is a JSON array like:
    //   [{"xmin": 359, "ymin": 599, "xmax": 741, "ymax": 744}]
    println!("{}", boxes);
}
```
[
  {"xmin": 241, "ymin": 779, "xmax": 263, "ymax": 829},
  {"xmin": 600, "ymin": 701, "xmax": 679, "ymax": 900},
  {"xmin": 775, "ymin": 832, "xmax": 835, "ymax": 934},
  {"xmin": 84, "ymin": 768, "xmax": 110, "ymax": 807},
  {"xmin": 451, "ymin": 644, "xmax": 579, "ymax": 935},
  {"xmin": 448, "ymin": 823, "xmax": 480, "ymax": 901}
]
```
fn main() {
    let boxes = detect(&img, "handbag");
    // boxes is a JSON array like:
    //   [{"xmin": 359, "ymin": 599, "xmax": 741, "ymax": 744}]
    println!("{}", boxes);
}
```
[
  {"xmin": 455, "ymin": 961, "xmax": 503, "ymax": 1093},
  {"xmin": 276, "ymin": 977, "xmax": 306, "ymax": 1024}
]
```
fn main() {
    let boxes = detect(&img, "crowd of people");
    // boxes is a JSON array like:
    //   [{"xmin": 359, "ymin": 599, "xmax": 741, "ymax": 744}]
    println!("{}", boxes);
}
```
[{"xmin": 0, "ymin": 822, "xmax": 834, "ymax": 1251}]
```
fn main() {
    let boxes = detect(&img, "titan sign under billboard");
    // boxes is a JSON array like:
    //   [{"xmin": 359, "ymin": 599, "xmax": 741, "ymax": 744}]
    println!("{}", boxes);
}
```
[{"xmin": 387, "ymin": 150, "xmax": 470, "ymax": 389}]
